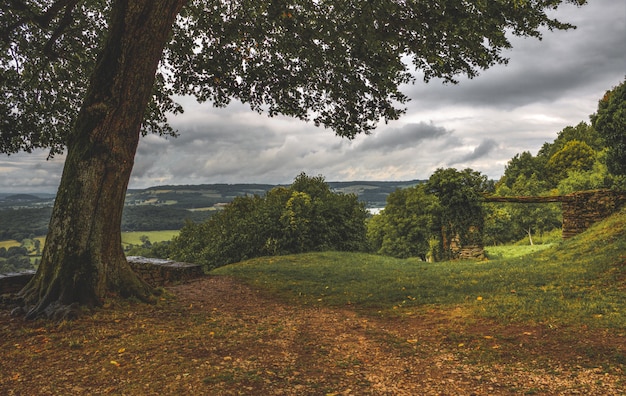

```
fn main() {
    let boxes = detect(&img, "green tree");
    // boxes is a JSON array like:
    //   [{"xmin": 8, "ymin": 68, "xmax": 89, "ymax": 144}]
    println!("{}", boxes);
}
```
[
  {"xmin": 170, "ymin": 173, "xmax": 368, "ymax": 269},
  {"xmin": 537, "ymin": 122, "xmax": 604, "ymax": 160},
  {"xmin": 426, "ymin": 168, "xmax": 491, "ymax": 259},
  {"xmin": 483, "ymin": 204, "xmax": 514, "ymax": 246},
  {"xmin": 546, "ymin": 140, "xmax": 596, "ymax": 184},
  {"xmin": 556, "ymin": 149, "xmax": 617, "ymax": 194},
  {"xmin": 1, "ymin": 0, "xmax": 587, "ymax": 318},
  {"xmin": 591, "ymin": 79, "xmax": 626, "ymax": 177},
  {"xmin": 499, "ymin": 151, "xmax": 544, "ymax": 188},
  {"xmin": 498, "ymin": 174, "xmax": 561, "ymax": 245},
  {"xmin": 367, "ymin": 184, "xmax": 439, "ymax": 260}
]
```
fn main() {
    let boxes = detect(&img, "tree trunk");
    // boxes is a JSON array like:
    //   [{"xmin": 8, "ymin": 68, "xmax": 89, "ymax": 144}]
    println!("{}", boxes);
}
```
[
  {"xmin": 527, "ymin": 227, "xmax": 534, "ymax": 246},
  {"xmin": 19, "ymin": 0, "xmax": 187, "ymax": 320}
]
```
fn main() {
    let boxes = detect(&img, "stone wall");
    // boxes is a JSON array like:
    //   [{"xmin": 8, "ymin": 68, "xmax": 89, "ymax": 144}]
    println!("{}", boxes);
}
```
[
  {"xmin": 0, "ymin": 271, "xmax": 36, "ymax": 295},
  {"xmin": 458, "ymin": 245, "xmax": 485, "ymax": 260},
  {"xmin": 126, "ymin": 256, "xmax": 204, "ymax": 287},
  {"xmin": 0, "ymin": 258, "xmax": 203, "ymax": 296},
  {"xmin": 561, "ymin": 190, "xmax": 626, "ymax": 239},
  {"xmin": 459, "ymin": 189, "xmax": 626, "ymax": 260}
]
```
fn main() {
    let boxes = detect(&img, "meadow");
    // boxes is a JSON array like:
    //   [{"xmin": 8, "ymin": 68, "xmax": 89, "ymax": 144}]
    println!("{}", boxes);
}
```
[
  {"xmin": 120, "ymin": 230, "xmax": 179, "ymax": 246},
  {"xmin": 213, "ymin": 207, "xmax": 625, "ymax": 328},
  {"xmin": 0, "ymin": 231, "xmax": 178, "ymax": 251}
]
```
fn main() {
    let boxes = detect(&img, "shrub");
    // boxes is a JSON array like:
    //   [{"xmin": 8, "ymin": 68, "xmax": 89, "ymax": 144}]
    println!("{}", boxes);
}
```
[{"xmin": 169, "ymin": 173, "xmax": 368, "ymax": 270}]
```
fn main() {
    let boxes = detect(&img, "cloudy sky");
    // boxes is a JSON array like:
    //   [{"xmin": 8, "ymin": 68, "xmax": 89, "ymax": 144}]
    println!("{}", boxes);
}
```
[{"xmin": 1, "ymin": 0, "xmax": 625, "ymax": 194}]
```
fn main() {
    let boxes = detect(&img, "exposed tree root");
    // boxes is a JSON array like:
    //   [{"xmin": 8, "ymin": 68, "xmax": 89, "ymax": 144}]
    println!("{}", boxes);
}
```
[{"xmin": 15, "ymin": 262, "xmax": 157, "ymax": 321}]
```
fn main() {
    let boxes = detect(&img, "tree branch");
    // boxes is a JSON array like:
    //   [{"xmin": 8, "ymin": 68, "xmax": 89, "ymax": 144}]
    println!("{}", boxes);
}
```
[
  {"xmin": 42, "ymin": 0, "xmax": 80, "ymax": 59},
  {"xmin": 2, "ymin": 0, "xmax": 80, "ymax": 59}
]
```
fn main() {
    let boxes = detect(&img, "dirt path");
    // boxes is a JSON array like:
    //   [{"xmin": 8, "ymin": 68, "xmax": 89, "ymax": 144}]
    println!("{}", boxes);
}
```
[
  {"xmin": 1, "ymin": 276, "xmax": 624, "ymax": 395},
  {"xmin": 169, "ymin": 277, "xmax": 625, "ymax": 395}
]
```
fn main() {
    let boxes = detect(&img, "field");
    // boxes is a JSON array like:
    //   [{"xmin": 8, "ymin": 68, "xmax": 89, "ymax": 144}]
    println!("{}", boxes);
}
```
[
  {"xmin": 120, "ymin": 230, "xmax": 179, "ymax": 246},
  {"xmin": 1, "ymin": 209, "xmax": 624, "ymax": 394},
  {"xmin": 1, "ymin": 231, "xmax": 178, "ymax": 250},
  {"xmin": 0, "ymin": 239, "xmax": 21, "ymax": 250}
]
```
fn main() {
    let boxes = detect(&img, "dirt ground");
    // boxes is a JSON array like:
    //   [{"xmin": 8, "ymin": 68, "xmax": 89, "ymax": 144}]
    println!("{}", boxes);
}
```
[{"xmin": 1, "ymin": 276, "xmax": 624, "ymax": 395}]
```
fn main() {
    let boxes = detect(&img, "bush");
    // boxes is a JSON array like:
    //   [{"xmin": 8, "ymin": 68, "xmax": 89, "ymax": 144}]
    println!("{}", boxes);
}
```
[
  {"xmin": 169, "ymin": 173, "xmax": 369, "ymax": 270},
  {"xmin": 367, "ymin": 184, "xmax": 438, "ymax": 260}
]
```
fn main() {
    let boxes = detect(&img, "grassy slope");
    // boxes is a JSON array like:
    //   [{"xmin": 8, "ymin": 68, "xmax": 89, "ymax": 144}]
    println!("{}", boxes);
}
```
[{"xmin": 213, "ymin": 208, "xmax": 626, "ymax": 328}]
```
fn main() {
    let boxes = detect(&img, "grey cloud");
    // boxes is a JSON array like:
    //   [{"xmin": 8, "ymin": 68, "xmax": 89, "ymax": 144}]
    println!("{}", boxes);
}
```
[
  {"xmin": 449, "ymin": 139, "xmax": 499, "ymax": 165},
  {"xmin": 0, "ymin": 151, "xmax": 64, "ymax": 193},
  {"xmin": 357, "ymin": 122, "xmax": 452, "ymax": 152},
  {"xmin": 403, "ymin": 0, "xmax": 625, "ymax": 111}
]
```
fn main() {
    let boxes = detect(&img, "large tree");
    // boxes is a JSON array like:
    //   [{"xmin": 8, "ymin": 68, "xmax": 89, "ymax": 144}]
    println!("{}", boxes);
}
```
[
  {"xmin": 426, "ymin": 168, "xmax": 492, "ymax": 259},
  {"xmin": 367, "ymin": 183, "xmax": 439, "ymax": 260},
  {"xmin": 1, "ymin": 0, "xmax": 586, "ymax": 318},
  {"xmin": 591, "ymin": 79, "xmax": 626, "ymax": 177}
]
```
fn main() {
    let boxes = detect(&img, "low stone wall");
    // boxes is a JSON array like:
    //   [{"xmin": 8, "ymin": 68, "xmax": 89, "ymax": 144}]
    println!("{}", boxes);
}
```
[
  {"xmin": 458, "ymin": 245, "xmax": 485, "ymax": 260},
  {"xmin": 126, "ymin": 256, "xmax": 204, "ymax": 287},
  {"xmin": 561, "ymin": 190, "xmax": 626, "ymax": 239},
  {"xmin": 0, "ymin": 270, "xmax": 36, "ymax": 295},
  {"xmin": 0, "ymin": 258, "xmax": 203, "ymax": 295}
]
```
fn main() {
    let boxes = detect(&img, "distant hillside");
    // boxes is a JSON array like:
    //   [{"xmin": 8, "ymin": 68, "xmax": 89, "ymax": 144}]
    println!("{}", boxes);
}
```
[
  {"xmin": 327, "ymin": 180, "xmax": 423, "ymax": 207},
  {"xmin": 0, "ymin": 193, "xmax": 55, "ymax": 209},
  {"xmin": 125, "ymin": 180, "xmax": 424, "ymax": 210},
  {"xmin": 4, "ymin": 194, "xmax": 40, "ymax": 201},
  {"xmin": 1, "ymin": 180, "xmax": 424, "ymax": 239}
]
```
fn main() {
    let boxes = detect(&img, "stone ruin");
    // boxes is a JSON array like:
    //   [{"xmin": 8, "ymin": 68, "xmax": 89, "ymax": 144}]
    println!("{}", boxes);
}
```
[{"xmin": 452, "ymin": 189, "xmax": 626, "ymax": 260}]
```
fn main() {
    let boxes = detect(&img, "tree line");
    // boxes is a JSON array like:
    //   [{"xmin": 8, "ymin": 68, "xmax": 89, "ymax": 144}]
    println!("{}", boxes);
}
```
[
  {"xmin": 0, "ymin": 239, "xmax": 39, "ymax": 274},
  {"xmin": 373, "ymin": 80, "xmax": 625, "ymax": 254}
]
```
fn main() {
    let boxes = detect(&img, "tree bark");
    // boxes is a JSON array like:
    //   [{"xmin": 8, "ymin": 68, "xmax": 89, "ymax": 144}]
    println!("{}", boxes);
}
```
[{"xmin": 19, "ymin": 0, "xmax": 187, "ymax": 320}]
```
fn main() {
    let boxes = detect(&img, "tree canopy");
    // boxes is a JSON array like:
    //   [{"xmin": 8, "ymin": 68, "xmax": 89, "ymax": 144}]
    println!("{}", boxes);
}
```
[
  {"xmin": 367, "ymin": 183, "xmax": 438, "ymax": 260},
  {"xmin": 2, "ymin": 0, "xmax": 587, "ymax": 154},
  {"xmin": 427, "ymin": 168, "xmax": 491, "ymax": 258},
  {"xmin": 591, "ymin": 79, "xmax": 626, "ymax": 177}
]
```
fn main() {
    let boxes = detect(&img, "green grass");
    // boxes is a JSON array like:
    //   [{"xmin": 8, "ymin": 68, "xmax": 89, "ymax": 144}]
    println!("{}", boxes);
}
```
[
  {"xmin": 0, "ymin": 237, "xmax": 45, "ymax": 251},
  {"xmin": 485, "ymin": 244, "xmax": 553, "ymax": 260},
  {"xmin": 0, "ymin": 240, "xmax": 20, "ymax": 249},
  {"xmin": 512, "ymin": 227, "xmax": 563, "ymax": 246},
  {"xmin": 1, "ymin": 232, "xmax": 178, "ymax": 250},
  {"xmin": 213, "ymin": 208, "xmax": 626, "ymax": 328},
  {"xmin": 120, "ymin": 230, "xmax": 179, "ymax": 246}
]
